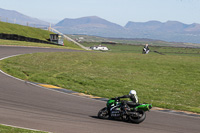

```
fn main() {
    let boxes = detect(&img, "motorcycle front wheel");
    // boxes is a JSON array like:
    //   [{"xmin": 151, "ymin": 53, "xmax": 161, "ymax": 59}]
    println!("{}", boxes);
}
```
[{"xmin": 98, "ymin": 107, "xmax": 109, "ymax": 119}]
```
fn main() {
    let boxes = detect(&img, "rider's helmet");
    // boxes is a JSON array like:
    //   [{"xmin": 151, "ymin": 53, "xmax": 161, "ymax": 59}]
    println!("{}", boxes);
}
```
[
  {"xmin": 129, "ymin": 90, "xmax": 139, "ymax": 103},
  {"xmin": 129, "ymin": 90, "xmax": 137, "ymax": 95}
]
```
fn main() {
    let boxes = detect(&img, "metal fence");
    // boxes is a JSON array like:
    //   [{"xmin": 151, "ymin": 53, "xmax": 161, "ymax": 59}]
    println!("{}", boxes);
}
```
[{"xmin": 0, "ymin": 16, "xmax": 49, "ymax": 30}]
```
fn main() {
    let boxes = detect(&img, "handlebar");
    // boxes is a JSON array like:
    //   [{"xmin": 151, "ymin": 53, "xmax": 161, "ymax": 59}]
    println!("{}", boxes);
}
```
[{"xmin": 111, "ymin": 97, "xmax": 120, "ymax": 102}]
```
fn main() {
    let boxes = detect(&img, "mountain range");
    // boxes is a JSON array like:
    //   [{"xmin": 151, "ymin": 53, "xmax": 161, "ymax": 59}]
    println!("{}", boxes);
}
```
[
  {"xmin": 1, "ymin": 8, "xmax": 200, "ymax": 44},
  {"xmin": 54, "ymin": 16, "xmax": 200, "ymax": 44}
]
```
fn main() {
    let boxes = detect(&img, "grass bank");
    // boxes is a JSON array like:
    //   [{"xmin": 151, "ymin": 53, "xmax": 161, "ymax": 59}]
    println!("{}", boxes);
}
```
[
  {"xmin": 0, "ymin": 51, "xmax": 199, "ymax": 113},
  {"xmin": 0, "ymin": 39, "xmax": 82, "ymax": 50},
  {"xmin": 0, "ymin": 124, "xmax": 47, "ymax": 133},
  {"xmin": 0, "ymin": 21, "xmax": 81, "ymax": 49}
]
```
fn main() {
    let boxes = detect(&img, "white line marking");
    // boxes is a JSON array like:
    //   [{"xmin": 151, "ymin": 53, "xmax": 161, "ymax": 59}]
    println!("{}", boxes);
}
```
[
  {"xmin": 0, "ymin": 54, "xmax": 25, "ymax": 82},
  {"xmin": 0, "ymin": 123, "xmax": 51, "ymax": 133}
]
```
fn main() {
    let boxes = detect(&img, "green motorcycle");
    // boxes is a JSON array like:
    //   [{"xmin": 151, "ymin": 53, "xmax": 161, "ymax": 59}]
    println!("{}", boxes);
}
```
[{"xmin": 98, "ymin": 98, "xmax": 152, "ymax": 124}]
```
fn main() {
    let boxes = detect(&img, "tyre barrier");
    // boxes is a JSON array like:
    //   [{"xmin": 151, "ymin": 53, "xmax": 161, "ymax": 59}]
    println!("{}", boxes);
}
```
[{"xmin": 0, "ymin": 33, "xmax": 54, "ymax": 44}]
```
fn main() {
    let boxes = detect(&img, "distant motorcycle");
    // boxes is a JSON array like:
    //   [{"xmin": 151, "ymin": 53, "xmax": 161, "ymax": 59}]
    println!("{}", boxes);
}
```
[
  {"xmin": 98, "ymin": 98, "xmax": 152, "ymax": 124},
  {"xmin": 143, "ymin": 47, "xmax": 150, "ymax": 54}
]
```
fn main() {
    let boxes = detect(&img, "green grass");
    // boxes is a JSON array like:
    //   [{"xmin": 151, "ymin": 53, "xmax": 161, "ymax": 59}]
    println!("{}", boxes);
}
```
[
  {"xmin": 0, "ymin": 21, "xmax": 81, "ymax": 49},
  {"xmin": 83, "ymin": 42, "xmax": 200, "ymax": 55},
  {"xmin": 0, "ymin": 124, "xmax": 47, "ymax": 133},
  {"xmin": 0, "ymin": 39, "xmax": 81, "ymax": 50},
  {"xmin": 0, "ymin": 51, "xmax": 199, "ymax": 113}
]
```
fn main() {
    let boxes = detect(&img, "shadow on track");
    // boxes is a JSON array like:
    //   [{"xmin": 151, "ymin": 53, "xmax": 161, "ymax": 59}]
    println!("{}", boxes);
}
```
[{"xmin": 89, "ymin": 116, "xmax": 139, "ymax": 124}]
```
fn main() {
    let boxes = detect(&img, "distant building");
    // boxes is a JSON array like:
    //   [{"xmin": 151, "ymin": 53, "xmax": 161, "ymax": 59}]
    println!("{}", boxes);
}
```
[
  {"xmin": 50, "ymin": 34, "xmax": 64, "ymax": 46},
  {"xmin": 90, "ymin": 45, "xmax": 109, "ymax": 51}
]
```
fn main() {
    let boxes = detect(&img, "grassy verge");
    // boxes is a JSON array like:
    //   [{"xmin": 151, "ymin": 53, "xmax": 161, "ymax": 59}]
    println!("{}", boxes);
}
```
[
  {"xmin": 0, "ymin": 39, "xmax": 82, "ymax": 50},
  {"xmin": 0, "ymin": 21, "xmax": 82, "ymax": 49},
  {"xmin": 0, "ymin": 124, "xmax": 47, "ymax": 133},
  {"xmin": 0, "ymin": 51, "xmax": 199, "ymax": 113}
]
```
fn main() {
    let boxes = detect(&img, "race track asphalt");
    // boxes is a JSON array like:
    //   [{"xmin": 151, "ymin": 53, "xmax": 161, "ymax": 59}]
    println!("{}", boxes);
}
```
[{"xmin": 0, "ymin": 45, "xmax": 199, "ymax": 133}]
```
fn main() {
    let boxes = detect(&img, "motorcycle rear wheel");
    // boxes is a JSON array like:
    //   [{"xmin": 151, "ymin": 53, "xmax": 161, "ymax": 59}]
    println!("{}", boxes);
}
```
[
  {"xmin": 98, "ymin": 107, "xmax": 109, "ymax": 119},
  {"xmin": 129, "ymin": 110, "xmax": 146, "ymax": 124}
]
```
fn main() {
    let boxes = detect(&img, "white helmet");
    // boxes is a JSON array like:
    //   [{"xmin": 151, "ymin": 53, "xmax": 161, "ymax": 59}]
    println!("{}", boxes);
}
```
[{"xmin": 129, "ymin": 90, "xmax": 136, "ymax": 95}]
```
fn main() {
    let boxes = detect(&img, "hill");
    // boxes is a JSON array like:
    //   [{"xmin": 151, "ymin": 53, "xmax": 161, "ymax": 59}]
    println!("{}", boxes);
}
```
[
  {"xmin": 1, "ymin": 7, "xmax": 200, "ymax": 44},
  {"xmin": 55, "ymin": 16, "xmax": 128, "ymax": 38},
  {"xmin": 54, "ymin": 16, "xmax": 200, "ymax": 44},
  {"xmin": 125, "ymin": 21, "xmax": 200, "ymax": 43},
  {"xmin": 0, "ymin": 8, "xmax": 49, "ymax": 27}
]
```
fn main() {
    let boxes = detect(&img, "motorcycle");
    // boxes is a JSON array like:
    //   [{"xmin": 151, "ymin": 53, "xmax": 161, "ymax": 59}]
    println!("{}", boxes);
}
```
[
  {"xmin": 98, "ymin": 98, "xmax": 152, "ymax": 124},
  {"xmin": 142, "ymin": 48, "xmax": 150, "ymax": 54}
]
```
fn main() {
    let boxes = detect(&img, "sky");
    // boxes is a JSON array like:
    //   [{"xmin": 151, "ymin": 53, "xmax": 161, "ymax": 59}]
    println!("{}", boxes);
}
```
[{"xmin": 0, "ymin": 0, "xmax": 200, "ymax": 26}]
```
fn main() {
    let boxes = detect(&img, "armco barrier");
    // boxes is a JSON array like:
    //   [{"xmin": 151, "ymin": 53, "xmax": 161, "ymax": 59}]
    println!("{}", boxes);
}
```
[{"xmin": 0, "ymin": 33, "xmax": 54, "ymax": 44}]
